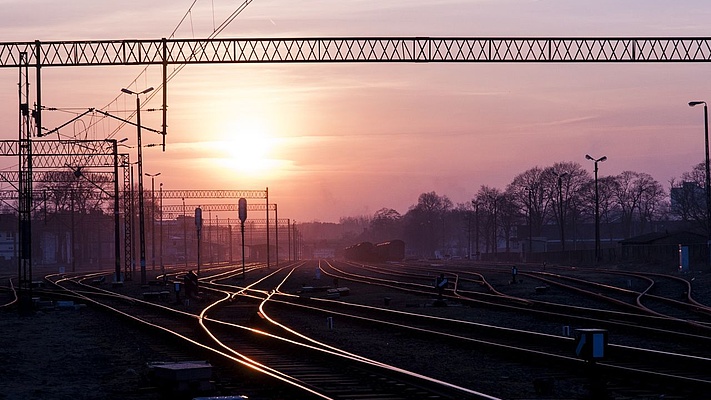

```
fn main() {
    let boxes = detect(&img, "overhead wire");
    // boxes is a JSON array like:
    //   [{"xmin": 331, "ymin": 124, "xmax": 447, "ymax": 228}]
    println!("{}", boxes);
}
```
[
  {"xmin": 95, "ymin": 0, "xmax": 256, "ymax": 141},
  {"xmin": 48, "ymin": 0, "xmax": 244, "ymax": 141}
]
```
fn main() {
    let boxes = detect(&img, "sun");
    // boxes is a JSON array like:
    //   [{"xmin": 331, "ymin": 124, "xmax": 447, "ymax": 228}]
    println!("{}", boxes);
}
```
[{"xmin": 219, "ymin": 120, "xmax": 278, "ymax": 176}]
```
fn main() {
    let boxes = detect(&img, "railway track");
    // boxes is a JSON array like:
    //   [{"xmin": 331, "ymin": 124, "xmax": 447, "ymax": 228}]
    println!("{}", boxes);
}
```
[
  {"xmin": 284, "ymin": 260, "xmax": 711, "ymax": 398},
  {"xmin": 40, "ymin": 266, "xmax": 498, "ymax": 400},
  {"xmin": 4, "ymin": 259, "xmax": 710, "ymax": 399}
]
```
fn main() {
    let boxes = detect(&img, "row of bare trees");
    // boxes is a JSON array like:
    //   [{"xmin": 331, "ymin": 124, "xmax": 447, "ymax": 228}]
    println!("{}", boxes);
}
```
[{"xmin": 342, "ymin": 160, "xmax": 707, "ymax": 258}]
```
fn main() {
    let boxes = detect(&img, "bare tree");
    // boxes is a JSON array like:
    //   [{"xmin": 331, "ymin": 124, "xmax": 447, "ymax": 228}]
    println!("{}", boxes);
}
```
[
  {"xmin": 543, "ymin": 162, "xmax": 590, "ymax": 250},
  {"xmin": 614, "ymin": 171, "xmax": 663, "ymax": 237},
  {"xmin": 403, "ymin": 192, "xmax": 453, "ymax": 258},
  {"xmin": 474, "ymin": 186, "xmax": 502, "ymax": 254},
  {"xmin": 369, "ymin": 208, "xmax": 402, "ymax": 242},
  {"xmin": 507, "ymin": 166, "xmax": 553, "ymax": 240}
]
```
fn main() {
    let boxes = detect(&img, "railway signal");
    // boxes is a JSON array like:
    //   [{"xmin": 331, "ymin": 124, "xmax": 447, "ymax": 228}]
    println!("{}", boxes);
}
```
[
  {"xmin": 195, "ymin": 207, "xmax": 202, "ymax": 274},
  {"xmin": 574, "ymin": 328, "xmax": 608, "ymax": 361},
  {"xmin": 574, "ymin": 328, "xmax": 608, "ymax": 397},
  {"xmin": 239, "ymin": 198, "xmax": 247, "ymax": 279}
]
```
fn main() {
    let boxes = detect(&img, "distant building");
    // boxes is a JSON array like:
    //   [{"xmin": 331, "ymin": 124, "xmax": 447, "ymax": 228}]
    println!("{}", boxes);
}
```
[
  {"xmin": 0, "ymin": 230, "xmax": 15, "ymax": 260},
  {"xmin": 619, "ymin": 231, "xmax": 707, "ymax": 268},
  {"xmin": 670, "ymin": 181, "xmax": 706, "ymax": 220}
]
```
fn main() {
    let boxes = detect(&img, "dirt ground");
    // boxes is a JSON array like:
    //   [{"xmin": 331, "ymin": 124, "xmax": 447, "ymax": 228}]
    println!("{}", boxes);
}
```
[{"xmin": 0, "ymin": 306, "xmax": 164, "ymax": 400}]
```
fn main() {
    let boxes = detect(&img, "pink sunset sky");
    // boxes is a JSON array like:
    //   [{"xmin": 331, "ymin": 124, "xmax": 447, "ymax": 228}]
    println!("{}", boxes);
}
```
[{"xmin": 1, "ymin": 1, "xmax": 711, "ymax": 222}]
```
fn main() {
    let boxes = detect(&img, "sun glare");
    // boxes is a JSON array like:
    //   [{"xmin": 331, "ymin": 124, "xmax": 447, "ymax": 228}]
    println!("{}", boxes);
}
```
[{"xmin": 219, "ymin": 120, "xmax": 278, "ymax": 176}]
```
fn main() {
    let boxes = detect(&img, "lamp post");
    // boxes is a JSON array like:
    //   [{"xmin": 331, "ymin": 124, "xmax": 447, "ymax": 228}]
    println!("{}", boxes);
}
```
[
  {"xmin": 525, "ymin": 187, "xmax": 533, "ymax": 258},
  {"xmin": 122, "ymin": 86, "xmax": 154, "ymax": 284},
  {"xmin": 552, "ymin": 171, "xmax": 569, "ymax": 251},
  {"xmin": 487, "ymin": 194, "xmax": 498, "ymax": 256},
  {"xmin": 159, "ymin": 182, "xmax": 164, "ymax": 283},
  {"xmin": 146, "ymin": 172, "xmax": 160, "ymax": 272},
  {"xmin": 689, "ymin": 101, "xmax": 711, "ymax": 265},
  {"xmin": 182, "ymin": 197, "xmax": 187, "ymax": 268},
  {"xmin": 472, "ymin": 200, "xmax": 480, "ymax": 260},
  {"xmin": 586, "ymin": 154, "xmax": 607, "ymax": 263}
]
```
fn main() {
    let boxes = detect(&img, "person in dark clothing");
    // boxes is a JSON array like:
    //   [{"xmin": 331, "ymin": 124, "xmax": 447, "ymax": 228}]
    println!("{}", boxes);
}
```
[
  {"xmin": 184, "ymin": 270, "xmax": 199, "ymax": 299},
  {"xmin": 435, "ymin": 273, "xmax": 448, "ymax": 299}
]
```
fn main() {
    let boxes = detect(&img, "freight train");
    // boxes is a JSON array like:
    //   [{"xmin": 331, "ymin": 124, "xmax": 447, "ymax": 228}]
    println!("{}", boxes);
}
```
[{"xmin": 343, "ymin": 239, "xmax": 405, "ymax": 262}]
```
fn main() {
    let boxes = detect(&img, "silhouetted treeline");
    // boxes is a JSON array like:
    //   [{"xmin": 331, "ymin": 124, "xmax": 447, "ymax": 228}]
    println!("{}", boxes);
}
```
[{"xmin": 301, "ymin": 160, "xmax": 710, "ymax": 259}]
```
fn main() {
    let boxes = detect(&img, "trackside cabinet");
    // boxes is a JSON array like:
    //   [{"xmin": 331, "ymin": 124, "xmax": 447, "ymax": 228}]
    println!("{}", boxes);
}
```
[{"xmin": 574, "ymin": 329, "xmax": 608, "ymax": 361}]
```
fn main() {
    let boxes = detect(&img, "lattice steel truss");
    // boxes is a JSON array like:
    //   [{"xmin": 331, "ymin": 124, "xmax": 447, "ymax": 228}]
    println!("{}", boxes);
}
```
[
  {"xmin": 2, "ymin": 38, "xmax": 711, "ymax": 68},
  {"xmin": 160, "ymin": 189, "xmax": 267, "ymax": 199},
  {"xmin": 17, "ymin": 52, "xmax": 32, "ymax": 311},
  {"xmin": 158, "ymin": 188, "xmax": 273, "ymax": 267},
  {"xmin": 0, "ymin": 139, "xmax": 129, "ymax": 282},
  {"xmin": 161, "ymin": 202, "xmax": 274, "ymax": 215}
]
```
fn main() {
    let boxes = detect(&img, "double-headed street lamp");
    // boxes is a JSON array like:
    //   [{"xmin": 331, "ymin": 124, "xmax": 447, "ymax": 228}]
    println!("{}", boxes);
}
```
[
  {"xmin": 122, "ymin": 86, "xmax": 154, "ymax": 284},
  {"xmin": 689, "ymin": 100, "xmax": 711, "ymax": 265},
  {"xmin": 586, "ymin": 154, "xmax": 607, "ymax": 263},
  {"xmin": 146, "ymin": 172, "xmax": 161, "ymax": 272}
]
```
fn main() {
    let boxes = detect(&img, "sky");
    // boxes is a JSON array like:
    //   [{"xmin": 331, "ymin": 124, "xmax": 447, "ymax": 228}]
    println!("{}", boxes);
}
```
[{"xmin": 2, "ymin": 0, "xmax": 711, "ymax": 223}]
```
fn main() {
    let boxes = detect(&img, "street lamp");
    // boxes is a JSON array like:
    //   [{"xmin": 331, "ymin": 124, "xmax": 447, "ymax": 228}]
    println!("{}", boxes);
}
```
[
  {"xmin": 487, "ymin": 194, "xmax": 498, "ymax": 256},
  {"xmin": 146, "ymin": 172, "xmax": 161, "ymax": 272},
  {"xmin": 182, "ymin": 197, "xmax": 187, "ymax": 268},
  {"xmin": 122, "ymin": 86, "xmax": 154, "ymax": 284},
  {"xmin": 586, "ymin": 154, "xmax": 607, "ymax": 263},
  {"xmin": 552, "ymin": 170, "xmax": 569, "ymax": 251},
  {"xmin": 159, "ymin": 182, "xmax": 164, "ymax": 283},
  {"xmin": 525, "ymin": 187, "xmax": 533, "ymax": 259},
  {"xmin": 472, "ymin": 200, "xmax": 480, "ymax": 260},
  {"xmin": 689, "ymin": 101, "xmax": 711, "ymax": 265}
]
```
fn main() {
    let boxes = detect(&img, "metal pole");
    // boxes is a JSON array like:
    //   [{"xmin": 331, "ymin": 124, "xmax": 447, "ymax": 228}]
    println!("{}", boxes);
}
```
[
  {"xmin": 553, "ymin": 171, "xmax": 568, "ymax": 252},
  {"xmin": 150, "ymin": 175, "xmax": 156, "ymax": 271},
  {"xmin": 196, "ymin": 207, "xmax": 202, "ymax": 275},
  {"xmin": 112, "ymin": 140, "xmax": 121, "ymax": 282},
  {"xmin": 266, "ymin": 187, "xmax": 270, "ymax": 268},
  {"xmin": 689, "ymin": 101, "xmax": 710, "ymax": 265},
  {"xmin": 228, "ymin": 220, "xmax": 233, "ymax": 264},
  {"xmin": 241, "ymin": 222, "xmax": 245, "ymax": 279},
  {"xmin": 197, "ymin": 227, "xmax": 201, "ymax": 275},
  {"xmin": 160, "ymin": 182, "xmax": 164, "ymax": 283},
  {"xmin": 71, "ymin": 190, "xmax": 75, "ymax": 272},
  {"xmin": 558, "ymin": 176, "xmax": 564, "ymax": 252},
  {"xmin": 594, "ymin": 162, "xmax": 600, "ymax": 262},
  {"xmin": 585, "ymin": 155, "xmax": 607, "ymax": 263},
  {"xmin": 467, "ymin": 213, "xmax": 471, "ymax": 259},
  {"xmin": 526, "ymin": 188, "xmax": 532, "ymax": 258},
  {"xmin": 492, "ymin": 196, "xmax": 497, "ymax": 255},
  {"xmin": 136, "ymin": 94, "xmax": 147, "ymax": 285},
  {"xmin": 129, "ymin": 164, "xmax": 135, "ymax": 276},
  {"xmin": 182, "ymin": 197, "xmax": 187, "ymax": 268},
  {"xmin": 705, "ymin": 104, "xmax": 711, "ymax": 264},
  {"xmin": 474, "ymin": 202, "xmax": 479, "ymax": 259}
]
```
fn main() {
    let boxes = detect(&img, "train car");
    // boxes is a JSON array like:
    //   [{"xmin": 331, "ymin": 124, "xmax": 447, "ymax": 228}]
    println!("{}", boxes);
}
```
[
  {"xmin": 344, "ymin": 239, "xmax": 405, "ymax": 262},
  {"xmin": 344, "ymin": 241, "xmax": 377, "ymax": 262},
  {"xmin": 375, "ymin": 240, "xmax": 405, "ymax": 261}
]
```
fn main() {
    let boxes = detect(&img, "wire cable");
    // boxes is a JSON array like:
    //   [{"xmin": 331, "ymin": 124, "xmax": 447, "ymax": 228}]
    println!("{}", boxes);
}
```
[{"xmin": 98, "ymin": 0, "xmax": 256, "ymax": 141}]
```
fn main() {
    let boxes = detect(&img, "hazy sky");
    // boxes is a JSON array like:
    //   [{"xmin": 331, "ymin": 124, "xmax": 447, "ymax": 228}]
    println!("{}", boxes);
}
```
[{"xmin": 2, "ymin": 1, "xmax": 711, "ymax": 222}]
